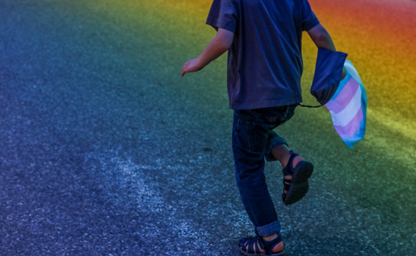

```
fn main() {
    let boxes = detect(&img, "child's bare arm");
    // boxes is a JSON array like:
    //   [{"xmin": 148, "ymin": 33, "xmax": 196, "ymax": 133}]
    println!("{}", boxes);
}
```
[
  {"xmin": 182, "ymin": 28, "xmax": 234, "ymax": 76},
  {"xmin": 308, "ymin": 24, "xmax": 347, "ymax": 79},
  {"xmin": 307, "ymin": 24, "xmax": 336, "ymax": 51}
]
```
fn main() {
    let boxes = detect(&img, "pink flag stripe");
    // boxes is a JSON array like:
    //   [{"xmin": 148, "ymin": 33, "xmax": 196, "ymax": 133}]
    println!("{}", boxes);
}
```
[
  {"xmin": 333, "ymin": 106, "xmax": 364, "ymax": 138},
  {"xmin": 325, "ymin": 78, "xmax": 360, "ymax": 114},
  {"xmin": 329, "ymin": 85, "xmax": 362, "ymax": 126}
]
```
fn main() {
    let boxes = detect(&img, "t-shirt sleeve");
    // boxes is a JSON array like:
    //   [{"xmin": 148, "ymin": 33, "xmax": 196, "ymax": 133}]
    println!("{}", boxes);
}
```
[
  {"xmin": 301, "ymin": 0, "xmax": 320, "ymax": 31},
  {"xmin": 206, "ymin": 0, "xmax": 238, "ymax": 32}
]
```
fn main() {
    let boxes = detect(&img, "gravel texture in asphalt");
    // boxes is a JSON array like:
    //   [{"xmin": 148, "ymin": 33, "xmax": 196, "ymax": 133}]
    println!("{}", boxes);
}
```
[{"xmin": 1, "ymin": 0, "xmax": 415, "ymax": 255}]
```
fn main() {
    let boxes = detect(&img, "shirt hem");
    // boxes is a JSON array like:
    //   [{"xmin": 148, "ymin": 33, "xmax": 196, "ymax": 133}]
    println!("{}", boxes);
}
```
[{"xmin": 229, "ymin": 96, "xmax": 303, "ymax": 110}]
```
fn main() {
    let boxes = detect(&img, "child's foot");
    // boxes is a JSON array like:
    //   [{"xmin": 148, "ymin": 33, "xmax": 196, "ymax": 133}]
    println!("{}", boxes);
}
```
[
  {"xmin": 239, "ymin": 233, "xmax": 287, "ymax": 256},
  {"xmin": 282, "ymin": 155, "xmax": 303, "ymax": 195},
  {"xmin": 282, "ymin": 151, "xmax": 314, "ymax": 206}
]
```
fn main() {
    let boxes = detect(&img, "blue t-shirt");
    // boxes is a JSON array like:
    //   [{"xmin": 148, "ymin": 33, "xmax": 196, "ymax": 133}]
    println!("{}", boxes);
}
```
[{"xmin": 206, "ymin": 0, "xmax": 320, "ymax": 109}]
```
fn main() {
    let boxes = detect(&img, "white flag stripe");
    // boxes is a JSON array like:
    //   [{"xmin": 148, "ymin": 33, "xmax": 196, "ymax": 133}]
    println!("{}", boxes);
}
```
[
  {"xmin": 329, "ymin": 85, "xmax": 362, "ymax": 127},
  {"xmin": 344, "ymin": 60, "xmax": 362, "ymax": 84}
]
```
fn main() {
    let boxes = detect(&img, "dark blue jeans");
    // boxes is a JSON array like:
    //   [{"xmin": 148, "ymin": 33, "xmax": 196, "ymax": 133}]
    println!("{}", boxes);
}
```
[{"xmin": 232, "ymin": 105, "xmax": 297, "ymax": 237}]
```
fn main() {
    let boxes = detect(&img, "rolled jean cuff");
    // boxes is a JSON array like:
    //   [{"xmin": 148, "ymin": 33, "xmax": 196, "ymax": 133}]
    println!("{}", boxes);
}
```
[
  {"xmin": 264, "ymin": 134, "xmax": 288, "ymax": 162},
  {"xmin": 256, "ymin": 221, "xmax": 281, "ymax": 237}
]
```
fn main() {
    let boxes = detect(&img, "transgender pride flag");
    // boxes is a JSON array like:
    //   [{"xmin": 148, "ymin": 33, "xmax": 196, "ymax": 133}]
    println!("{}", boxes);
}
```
[{"xmin": 325, "ymin": 60, "xmax": 367, "ymax": 149}]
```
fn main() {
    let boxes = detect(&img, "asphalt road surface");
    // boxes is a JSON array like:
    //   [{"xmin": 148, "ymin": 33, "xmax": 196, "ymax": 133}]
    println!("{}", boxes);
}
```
[{"xmin": 1, "ymin": 0, "xmax": 415, "ymax": 255}]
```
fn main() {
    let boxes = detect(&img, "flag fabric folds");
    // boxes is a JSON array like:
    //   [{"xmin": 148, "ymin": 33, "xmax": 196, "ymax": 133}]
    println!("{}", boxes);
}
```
[
  {"xmin": 324, "ymin": 60, "xmax": 367, "ymax": 149},
  {"xmin": 309, "ymin": 48, "xmax": 367, "ymax": 149}
]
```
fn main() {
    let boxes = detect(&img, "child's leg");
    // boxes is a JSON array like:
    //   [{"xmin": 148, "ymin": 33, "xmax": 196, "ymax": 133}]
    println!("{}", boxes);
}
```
[
  {"xmin": 232, "ymin": 110, "xmax": 280, "ymax": 236},
  {"xmin": 271, "ymin": 143, "xmax": 305, "ymax": 169},
  {"xmin": 264, "ymin": 131, "xmax": 306, "ymax": 198},
  {"xmin": 261, "ymin": 103, "xmax": 313, "ymax": 205},
  {"xmin": 233, "ymin": 108, "xmax": 294, "ymax": 255},
  {"xmin": 264, "ymin": 131, "xmax": 314, "ymax": 206},
  {"xmin": 233, "ymin": 105, "xmax": 299, "ymax": 230}
]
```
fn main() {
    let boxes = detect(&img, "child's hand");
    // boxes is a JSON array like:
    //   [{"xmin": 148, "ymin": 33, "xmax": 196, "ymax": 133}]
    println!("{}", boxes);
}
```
[{"xmin": 182, "ymin": 58, "xmax": 202, "ymax": 76}]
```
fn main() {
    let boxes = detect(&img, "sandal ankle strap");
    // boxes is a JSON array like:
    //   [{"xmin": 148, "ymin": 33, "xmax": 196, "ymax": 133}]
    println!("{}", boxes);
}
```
[
  {"xmin": 283, "ymin": 150, "xmax": 298, "ymax": 176},
  {"xmin": 261, "ymin": 233, "xmax": 283, "ymax": 255}
]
